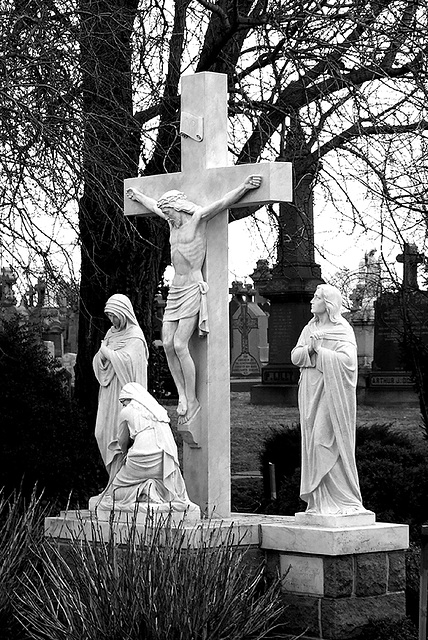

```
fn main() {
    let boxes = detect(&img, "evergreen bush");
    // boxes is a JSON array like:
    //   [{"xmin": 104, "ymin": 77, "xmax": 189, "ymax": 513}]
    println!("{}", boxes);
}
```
[
  {"xmin": 260, "ymin": 422, "xmax": 428, "ymax": 528},
  {"xmin": 0, "ymin": 317, "xmax": 104, "ymax": 504}
]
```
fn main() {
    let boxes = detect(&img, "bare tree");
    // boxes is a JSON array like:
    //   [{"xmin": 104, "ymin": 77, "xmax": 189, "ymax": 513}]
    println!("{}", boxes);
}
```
[{"xmin": 2, "ymin": 0, "xmax": 428, "ymax": 411}]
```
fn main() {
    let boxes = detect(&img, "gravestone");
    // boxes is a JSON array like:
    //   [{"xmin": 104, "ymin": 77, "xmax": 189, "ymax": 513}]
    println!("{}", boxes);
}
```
[
  {"xmin": 250, "ymin": 172, "xmax": 324, "ymax": 405},
  {"xmin": 229, "ymin": 281, "xmax": 269, "ymax": 382},
  {"xmin": 0, "ymin": 267, "xmax": 17, "ymax": 308},
  {"xmin": 124, "ymin": 72, "xmax": 292, "ymax": 516},
  {"xmin": 249, "ymin": 259, "xmax": 271, "ymax": 313},
  {"xmin": 365, "ymin": 243, "xmax": 426, "ymax": 404},
  {"xmin": 346, "ymin": 249, "xmax": 382, "ymax": 400}
]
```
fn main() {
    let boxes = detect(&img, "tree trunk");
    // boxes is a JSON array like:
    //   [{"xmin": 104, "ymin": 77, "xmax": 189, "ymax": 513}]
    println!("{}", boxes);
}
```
[{"xmin": 75, "ymin": 0, "xmax": 169, "ymax": 416}]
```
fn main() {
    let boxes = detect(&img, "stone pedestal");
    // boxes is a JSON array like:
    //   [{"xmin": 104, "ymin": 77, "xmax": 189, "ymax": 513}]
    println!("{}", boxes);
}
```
[
  {"xmin": 262, "ymin": 517, "xmax": 409, "ymax": 639},
  {"xmin": 45, "ymin": 511, "xmax": 408, "ymax": 640},
  {"xmin": 87, "ymin": 498, "xmax": 201, "ymax": 525}
]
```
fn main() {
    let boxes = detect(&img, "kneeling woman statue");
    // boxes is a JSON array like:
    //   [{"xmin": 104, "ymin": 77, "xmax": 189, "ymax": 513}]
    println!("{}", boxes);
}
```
[{"xmin": 93, "ymin": 382, "xmax": 198, "ymax": 515}]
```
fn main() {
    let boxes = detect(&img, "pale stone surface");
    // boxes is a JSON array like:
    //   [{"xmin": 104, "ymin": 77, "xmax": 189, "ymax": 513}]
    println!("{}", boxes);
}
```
[
  {"xmin": 291, "ymin": 284, "xmax": 367, "ymax": 516},
  {"xmin": 45, "ymin": 512, "xmax": 408, "ymax": 557},
  {"xmin": 280, "ymin": 555, "xmax": 324, "ymax": 595},
  {"xmin": 93, "ymin": 294, "xmax": 148, "ymax": 479},
  {"xmin": 127, "ymin": 177, "xmax": 264, "ymax": 430},
  {"xmin": 89, "ymin": 383, "xmax": 199, "ymax": 517},
  {"xmin": 124, "ymin": 72, "xmax": 292, "ymax": 517},
  {"xmin": 45, "ymin": 510, "xmax": 277, "ymax": 547},
  {"xmin": 261, "ymin": 520, "xmax": 409, "ymax": 556},
  {"xmin": 294, "ymin": 510, "xmax": 375, "ymax": 528},
  {"xmin": 87, "ymin": 501, "xmax": 201, "ymax": 525}
]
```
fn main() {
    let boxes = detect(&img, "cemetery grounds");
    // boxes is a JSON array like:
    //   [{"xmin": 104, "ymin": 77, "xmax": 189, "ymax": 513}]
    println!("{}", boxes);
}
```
[{"xmin": 169, "ymin": 391, "xmax": 423, "ymax": 509}]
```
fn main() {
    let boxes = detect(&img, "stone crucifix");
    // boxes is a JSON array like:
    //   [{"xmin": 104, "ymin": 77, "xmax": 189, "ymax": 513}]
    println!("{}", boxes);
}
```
[{"xmin": 124, "ymin": 72, "xmax": 292, "ymax": 517}]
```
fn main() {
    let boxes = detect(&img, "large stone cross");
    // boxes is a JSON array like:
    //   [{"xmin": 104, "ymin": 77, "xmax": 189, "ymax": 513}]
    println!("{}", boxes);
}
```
[{"xmin": 124, "ymin": 72, "xmax": 292, "ymax": 517}]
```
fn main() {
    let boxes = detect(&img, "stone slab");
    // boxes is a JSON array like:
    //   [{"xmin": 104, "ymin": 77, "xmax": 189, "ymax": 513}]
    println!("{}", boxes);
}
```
[
  {"xmin": 261, "ymin": 519, "xmax": 409, "ymax": 556},
  {"xmin": 45, "ymin": 511, "xmax": 289, "ymax": 548},
  {"xmin": 321, "ymin": 591, "xmax": 406, "ymax": 639},
  {"xmin": 45, "ymin": 512, "xmax": 408, "ymax": 558},
  {"xmin": 280, "ymin": 554, "xmax": 324, "ymax": 595},
  {"xmin": 294, "ymin": 510, "xmax": 375, "ymax": 528},
  {"xmin": 86, "ymin": 499, "xmax": 201, "ymax": 525},
  {"xmin": 283, "ymin": 592, "xmax": 406, "ymax": 640}
]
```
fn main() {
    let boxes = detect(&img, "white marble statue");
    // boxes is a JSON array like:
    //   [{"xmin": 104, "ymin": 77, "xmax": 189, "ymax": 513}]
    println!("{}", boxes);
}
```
[
  {"xmin": 93, "ymin": 382, "xmax": 197, "ymax": 514},
  {"xmin": 127, "ymin": 175, "xmax": 262, "ymax": 426},
  {"xmin": 93, "ymin": 294, "xmax": 148, "ymax": 481},
  {"xmin": 291, "ymin": 284, "xmax": 367, "ymax": 516}
]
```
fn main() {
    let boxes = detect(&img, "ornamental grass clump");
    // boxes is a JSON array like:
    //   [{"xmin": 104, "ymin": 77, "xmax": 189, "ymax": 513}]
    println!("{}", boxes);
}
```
[
  {"xmin": 14, "ymin": 514, "xmax": 286, "ymax": 640},
  {"xmin": 0, "ymin": 487, "xmax": 47, "ymax": 638}
]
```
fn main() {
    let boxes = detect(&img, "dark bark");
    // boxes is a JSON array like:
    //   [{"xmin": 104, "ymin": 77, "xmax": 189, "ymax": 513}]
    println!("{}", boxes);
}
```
[{"xmin": 75, "ymin": 0, "xmax": 169, "ymax": 416}]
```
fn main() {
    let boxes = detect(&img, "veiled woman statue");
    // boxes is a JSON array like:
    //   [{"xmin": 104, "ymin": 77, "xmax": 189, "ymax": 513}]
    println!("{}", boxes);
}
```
[
  {"xmin": 94, "ymin": 382, "xmax": 198, "ymax": 514},
  {"xmin": 291, "ymin": 284, "xmax": 367, "ymax": 516},
  {"xmin": 93, "ymin": 294, "xmax": 148, "ymax": 481}
]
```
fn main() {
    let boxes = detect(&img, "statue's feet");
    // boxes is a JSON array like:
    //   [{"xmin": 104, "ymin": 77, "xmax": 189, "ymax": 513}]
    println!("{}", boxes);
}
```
[
  {"xmin": 178, "ymin": 400, "xmax": 200, "ymax": 425},
  {"xmin": 177, "ymin": 398, "xmax": 187, "ymax": 416}
]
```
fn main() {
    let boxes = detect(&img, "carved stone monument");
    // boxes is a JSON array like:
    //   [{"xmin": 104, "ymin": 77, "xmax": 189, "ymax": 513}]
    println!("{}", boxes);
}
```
[
  {"xmin": 0, "ymin": 267, "xmax": 17, "ymax": 308},
  {"xmin": 366, "ymin": 242, "xmax": 426, "ymax": 404},
  {"xmin": 346, "ymin": 249, "xmax": 382, "ymax": 400},
  {"xmin": 124, "ymin": 72, "xmax": 292, "ymax": 516},
  {"xmin": 229, "ymin": 281, "xmax": 269, "ymax": 382},
  {"xmin": 250, "ymin": 172, "xmax": 324, "ymax": 405},
  {"xmin": 44, "ymin": 73, "xmax": 409, "ymax": 639}
]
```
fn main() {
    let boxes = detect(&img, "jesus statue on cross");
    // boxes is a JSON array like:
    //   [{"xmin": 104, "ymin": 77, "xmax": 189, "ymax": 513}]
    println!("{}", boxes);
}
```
[{"xmin": 127, "ymin": 174, "xmax": 262, "ymax": 425}]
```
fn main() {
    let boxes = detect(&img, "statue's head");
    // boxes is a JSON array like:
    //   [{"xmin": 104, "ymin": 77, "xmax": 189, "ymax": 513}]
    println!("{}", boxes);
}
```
[
  {"xmin": 315, "ymin": 284, "xmax": 343, "ymax": 322},
  {"xmin": 119, "ymin": 382, "xmax": 170, "ymax": 423},
  {"xmin": 104, "ymin": 294, "xmax": 138, "ymax": 330},
  {"xmin": 157, "ymin": 190, "xmax": 198, "ymax": 215}
]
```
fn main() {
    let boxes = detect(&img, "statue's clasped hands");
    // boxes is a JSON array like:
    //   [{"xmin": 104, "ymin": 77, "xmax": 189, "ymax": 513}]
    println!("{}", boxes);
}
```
[
  {"xmin": 309, "ymin": 331, "xmax": 324, "ymax": 354},
  {"xmin": 100, "ymin": 340, "xmax": 111, "ymax": 362}
]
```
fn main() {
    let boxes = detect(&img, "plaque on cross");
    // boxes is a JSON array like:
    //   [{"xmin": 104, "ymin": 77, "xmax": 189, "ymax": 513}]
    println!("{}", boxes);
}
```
[{"xmin": 124, "ymin": 72, "xmax": 292, "ymax": 516}]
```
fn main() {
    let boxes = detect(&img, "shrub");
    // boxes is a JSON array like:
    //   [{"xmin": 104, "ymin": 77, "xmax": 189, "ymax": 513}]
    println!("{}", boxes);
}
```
[
  {"xmin": 0, "ymin": 317, "xmax": 104, "ymax": 504},
  {"xmin": 260, "ymin": 422, "xmax": 428, "ymax": 529},
  {"xmin": 357, "ymin": 424, "xmax": 428, "ymax": 526},
  {"xmin": 14, "ymin": 515, "xmax": 286, "ymax": 640}
]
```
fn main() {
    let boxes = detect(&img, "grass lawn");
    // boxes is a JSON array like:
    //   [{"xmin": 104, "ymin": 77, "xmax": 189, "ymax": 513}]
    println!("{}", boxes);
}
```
[
  {"xmin": 168, "ymin": 391, "xmax": 424, "ymax": 514},
  {"xmin": 229, "ymin": 391, "xmax": 423, "ymax": 473},
  {"xmin": 168, "ymin": 391, "xmax": 423, "ymax": 475}
]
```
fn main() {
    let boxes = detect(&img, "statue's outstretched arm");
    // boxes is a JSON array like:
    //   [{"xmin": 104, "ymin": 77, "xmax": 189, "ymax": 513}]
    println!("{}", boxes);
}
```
[
  {"xmin": 126, "ymin": 187, "xmax": 166, "ymax": 219},
  {"xmin": 198, "ymin": 175, "xmax": 262, "ymax": 222}
]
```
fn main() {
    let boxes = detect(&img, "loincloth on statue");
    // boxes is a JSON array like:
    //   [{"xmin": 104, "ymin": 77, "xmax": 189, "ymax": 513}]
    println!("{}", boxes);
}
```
[{"xmin": 163, "ymin": 281, "xmax": 209, "ymax": 336}]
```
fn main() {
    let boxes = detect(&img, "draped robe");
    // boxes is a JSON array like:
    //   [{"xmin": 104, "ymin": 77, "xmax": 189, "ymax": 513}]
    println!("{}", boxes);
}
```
[
  {"xmin": 291, "ymin": 319, "xmax": 365, "ymax": 515},
  {"xmin": 95, "ymin": 386, "xmax": 196, "ymax": 513},
  {"xmin": 93, "ymin": 324, "xmax": 148, "ymax": 472},
  {"xmin": 99, "ymin": 401, "xmax": 191, "ymax": 512}
]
